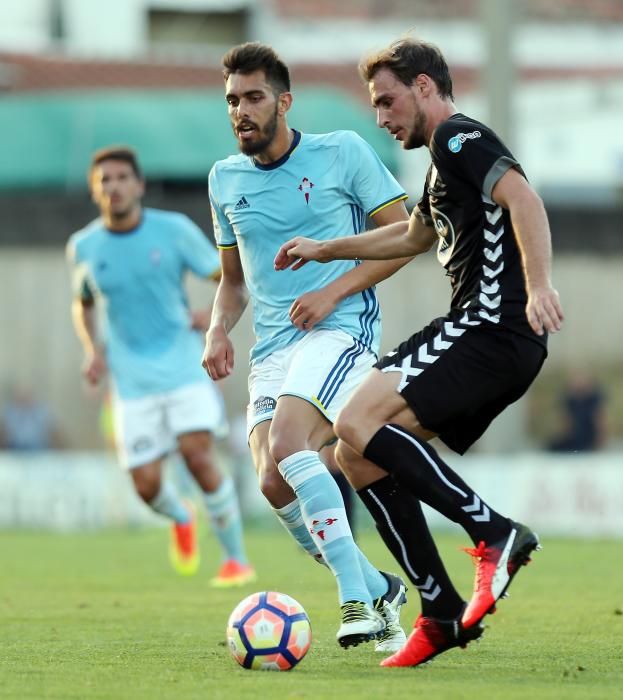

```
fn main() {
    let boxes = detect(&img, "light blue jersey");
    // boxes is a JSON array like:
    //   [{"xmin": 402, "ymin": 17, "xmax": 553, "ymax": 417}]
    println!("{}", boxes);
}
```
[
  {"xmin": 67, "ymin": 208, "xmax": 220, "ymax": 399},
  {"xmin": 209, "ymin": 130, "xmax": 407, "ymax": 364}
]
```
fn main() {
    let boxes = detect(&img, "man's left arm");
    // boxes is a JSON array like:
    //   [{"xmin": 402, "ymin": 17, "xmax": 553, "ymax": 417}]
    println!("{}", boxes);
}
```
[
  {"xmin": 190, "ymin": 268, "xmax": 222, "ymax": 331},
  {"xmin": 288, "ymin": 200, "xmax": 412, "ymax": 330},
  {"xmin": 491, "ymin": 168, "xmax": 564, "ymax": 336}
]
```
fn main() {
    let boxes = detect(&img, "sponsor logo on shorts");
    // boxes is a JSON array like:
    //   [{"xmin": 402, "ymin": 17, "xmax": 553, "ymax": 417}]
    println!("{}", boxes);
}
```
[
  {"xmin": 132, "ymin": 437, "xmax": 153, "ymax": 453},
  {"xmin": 448, "ymin": 130, "xmax": 481, "ymax": 153},
  {"xmin": 253, "ymin": 395, "xmax": 276, "ymax": 416}
]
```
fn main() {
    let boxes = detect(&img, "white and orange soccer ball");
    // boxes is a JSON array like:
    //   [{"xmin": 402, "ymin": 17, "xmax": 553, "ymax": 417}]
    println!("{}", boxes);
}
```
[{"xmin": 226, "ymin": 591, "xmax": 312, "ymax": 671}]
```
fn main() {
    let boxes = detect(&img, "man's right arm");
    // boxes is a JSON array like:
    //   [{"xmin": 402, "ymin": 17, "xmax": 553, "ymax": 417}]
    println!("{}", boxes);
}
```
[
  {"xmin": 202, "ymin": 247, "xmax": 249, "ymax": 380},
  {"xmin": 67, "ymin": 240, "xmax": 107, "ymax": 385},
  {"xmin": 274, "ymin": 207, "xmax": 437, "ymax": 270},
  {"xmin": 71, "ymin": 297, "xmax": 107, "ymax": 385}
]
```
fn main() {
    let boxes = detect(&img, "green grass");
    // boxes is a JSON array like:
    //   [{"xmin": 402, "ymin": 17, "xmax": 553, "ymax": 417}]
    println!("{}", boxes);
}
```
[{"xmin": 0, "ymin": 526, "xmax": 621, "ymax": 700}]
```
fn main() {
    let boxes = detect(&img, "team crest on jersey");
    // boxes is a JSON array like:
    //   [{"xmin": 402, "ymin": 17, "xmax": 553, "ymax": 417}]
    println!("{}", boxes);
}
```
[
  {"xmin": 253, "ymin": 395, "xmax": 276, "ymax": 416},
  {"xmin": 298, "ymin": 177, "xmax": 314, "ymax": 204},
  {"xmin": 447, "ymin": 130, "xmax": 481, "ymax": 153},
  {"xmin": 430, "ymin": 204, "xmax": 456, "ymax": 265}
]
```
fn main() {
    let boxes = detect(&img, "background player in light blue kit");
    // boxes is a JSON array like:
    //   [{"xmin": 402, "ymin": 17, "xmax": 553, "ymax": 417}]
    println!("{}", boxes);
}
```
[
  {"xmin": 67, "ymin": 146, "xmax": 255, "ymax": 587},
  {"xmin": 202, "ymin": 42, "xmax": 410, "ymax": 650}
]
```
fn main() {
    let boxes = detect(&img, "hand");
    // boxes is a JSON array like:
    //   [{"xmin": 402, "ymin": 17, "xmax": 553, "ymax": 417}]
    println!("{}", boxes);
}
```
[
  {"xmin": 289, "ymin": 289, "xmax": 339, "ymax": 331},
  {"xmin": 526, "ymin": 285, "xmax": 564, "ymax": 336},
  {"xmin": 190, "ymin": 308, "xmax": 212, "ymax": 332},
  {"xmin": 83, "ymin": 350, "xmax": 107, "ymax": 386},
  {"xmin": 202, "ymin": 325, "xmax": 234, "ymax": 379},
  {"xmin": 274, "ymin": 237, "xmax": 328, "ymax": 271}
]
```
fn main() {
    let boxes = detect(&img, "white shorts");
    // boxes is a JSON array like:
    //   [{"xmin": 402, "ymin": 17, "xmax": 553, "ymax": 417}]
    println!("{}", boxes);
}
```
[
  {"xmin": 113, "ymin": 381, "xmax": 227, "ymax": 470},
  {"xmin": 247, "ymin": 328, "xmax": 376, "ymax": 438}
]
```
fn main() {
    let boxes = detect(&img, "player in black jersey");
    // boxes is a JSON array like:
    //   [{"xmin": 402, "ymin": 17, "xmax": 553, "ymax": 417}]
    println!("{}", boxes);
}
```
[{"xmin": 274, "ymin": 37, "xmax": 564, "ymax": 668}]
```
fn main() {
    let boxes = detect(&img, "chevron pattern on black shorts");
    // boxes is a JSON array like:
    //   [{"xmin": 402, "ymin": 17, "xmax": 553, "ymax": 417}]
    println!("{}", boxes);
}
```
[{"xmin": 382, "ymin": 312, "xmax": 480, "ymax": 391}]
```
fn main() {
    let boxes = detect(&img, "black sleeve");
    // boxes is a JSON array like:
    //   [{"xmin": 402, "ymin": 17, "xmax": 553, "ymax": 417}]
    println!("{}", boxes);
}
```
[
  {"xmin": 431, "ymin": 121, "xmax": 523, "ymax": 200},
  {"xmin": 415, "ymin": 164, "xmax": 434, "ymax": 226}
]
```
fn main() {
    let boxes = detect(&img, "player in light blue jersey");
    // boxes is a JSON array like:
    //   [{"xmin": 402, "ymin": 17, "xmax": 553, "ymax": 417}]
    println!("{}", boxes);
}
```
[
  {"xmin": 67, "ymin": 146, "xmax": 255, "ymax": 587},
  {"xmin": 202, "ymin": 42, "xmax": 410, "ymax": 651}
]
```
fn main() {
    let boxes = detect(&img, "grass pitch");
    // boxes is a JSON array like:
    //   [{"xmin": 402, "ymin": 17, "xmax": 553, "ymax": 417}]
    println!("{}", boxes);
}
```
[{"xmin": 1, "ymin": 525, "xmax": 621, "ymax": 700}]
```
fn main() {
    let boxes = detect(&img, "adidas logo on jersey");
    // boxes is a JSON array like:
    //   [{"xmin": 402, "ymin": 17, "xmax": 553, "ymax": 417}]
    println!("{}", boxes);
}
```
[{"xmin": 234, "ymin": 196, "xmax": 250, "ymax": 211}]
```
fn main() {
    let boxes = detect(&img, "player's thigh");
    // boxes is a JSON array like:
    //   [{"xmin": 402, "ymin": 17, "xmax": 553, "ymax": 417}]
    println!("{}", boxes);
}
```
[
  {"xmin": 278, "ymin": 327, "xmax": 376, "ymax": 426},
  {"xmin": 270, "ymin": 395, "xmax": 334, "ymax": 463},
  {"xmin": 167, "ymin": 380, "xmax": 227, "ymax": 440},
  {"xmin": 378, "ymin": 316, "xmax": 546, "ymax": 452},
  {"xmin": 111, "ymin": 392, "xmax": 173, "ymax": 469},
  {"xmin": 246, "ymin": 346, "xmax": 290, "ymax": 441}
]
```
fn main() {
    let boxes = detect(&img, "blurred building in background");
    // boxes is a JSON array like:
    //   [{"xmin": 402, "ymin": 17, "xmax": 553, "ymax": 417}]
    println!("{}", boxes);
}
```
[{"xmin": 0, "ymin": 0, "xmax": 622, "ymax": 457}]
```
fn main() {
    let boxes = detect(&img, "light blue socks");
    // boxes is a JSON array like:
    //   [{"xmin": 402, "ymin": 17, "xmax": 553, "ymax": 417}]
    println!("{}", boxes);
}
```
[
  {"xmin": 203, "ymin": 477, "xmax": 248, "ymax": 564},
  {"xmin": 149, "ymin": 480, "xmax": 191, "ymax": 524},
  {"xmin": 278, "ymin": 450, "xmax": 387, "ymax": 604}
]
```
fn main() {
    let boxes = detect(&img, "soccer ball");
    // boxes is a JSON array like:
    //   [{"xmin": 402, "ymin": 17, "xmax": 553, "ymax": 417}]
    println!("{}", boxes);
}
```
[{"xmin": 226, "ymin": 591, "xmax": 312, "ymax": 671}]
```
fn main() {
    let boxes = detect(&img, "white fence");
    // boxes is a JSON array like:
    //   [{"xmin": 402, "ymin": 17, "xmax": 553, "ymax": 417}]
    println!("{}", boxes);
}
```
[{"xmin": 0, "ymin": 450, "xmax": 621, "ymax": 537}]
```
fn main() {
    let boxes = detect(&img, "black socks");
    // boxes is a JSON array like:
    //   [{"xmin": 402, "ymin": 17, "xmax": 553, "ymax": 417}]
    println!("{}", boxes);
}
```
[
  {"xmin": 364, "ymin": 424, "xmax": 510, "ymax": 546},
  {"xmin": 358, "ymin": 475, "xmax": 464, "ymax": 619}
]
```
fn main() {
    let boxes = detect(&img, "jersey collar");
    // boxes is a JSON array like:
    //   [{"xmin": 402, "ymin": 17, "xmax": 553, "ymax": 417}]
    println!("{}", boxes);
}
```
[{"xmin": 252, "ymin": 129, "xmax": 301, "ymax": 171}]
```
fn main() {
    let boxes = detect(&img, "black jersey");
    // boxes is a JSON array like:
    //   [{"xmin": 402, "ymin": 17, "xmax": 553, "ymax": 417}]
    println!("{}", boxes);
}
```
[{"xmin": 417, "ymin": 113, "xmax": 545, "ymax": 347}]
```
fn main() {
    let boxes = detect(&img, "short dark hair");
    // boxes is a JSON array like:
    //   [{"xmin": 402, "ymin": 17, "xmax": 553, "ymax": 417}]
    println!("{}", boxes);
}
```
[
  {"xmin": 222, "ymin": 42, "xmax": 290, "ymax": 94},
  {"xmin": 359, "ymin": 38, "xmax": 454, "ymax": 100},
  {"xmin": 89, "ymin": 146, "xmax": 142, "ymax": 180}
]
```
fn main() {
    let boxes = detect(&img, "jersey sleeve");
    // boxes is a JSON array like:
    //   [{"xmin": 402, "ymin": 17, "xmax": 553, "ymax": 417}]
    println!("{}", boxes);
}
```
[
  {"xmin": 431, "ymin": 121, "xmax": 522, "ymax": 200},
  {"xmin": 415, "ymin": 165, "xmax": 434, "ymax": 226},
  {"xmin": 66, "ymin": 235, "xmax": 95, "ymax": 303},
  {"xmin": 208, "ymin": 166, "xmax": 237, "ymax": 249},
  {"xmin": 339, "ymin": 131, "xmax": 407, "ymax": 217},
  {"xmin": 175, "ymin": 215, "xmax": 220, "ymax": 278}
]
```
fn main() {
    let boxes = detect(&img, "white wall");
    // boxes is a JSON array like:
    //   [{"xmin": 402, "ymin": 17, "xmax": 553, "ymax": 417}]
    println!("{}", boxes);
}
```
[
  {"xmin": 1, "ymin": 450, "xmax": 621, "ymax": 537},
  {"xmin": 1, "ymin": 249, "xmax": 621, "ymax": 449}
]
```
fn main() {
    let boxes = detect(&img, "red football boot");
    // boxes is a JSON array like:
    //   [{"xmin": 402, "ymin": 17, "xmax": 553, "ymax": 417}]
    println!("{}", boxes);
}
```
[{"xmin": 462, "ymin": 521, "xmax": 540, "ymax": 629}]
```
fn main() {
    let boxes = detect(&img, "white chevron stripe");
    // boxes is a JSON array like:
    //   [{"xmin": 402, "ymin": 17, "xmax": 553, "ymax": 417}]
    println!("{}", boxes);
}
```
[
  {"xmin": 461, "ymin": 495, "xmax": 491, "ymax": 522},
  {"xmin": 417, "ymin": 344, "xmax": 438, "ymax": 365},
  {"xmin": 420, "ymin": 584, "xmax": 441, "ymax": 601},
  {"xmin": 480, "ymin": 280, "xmax": 500, "ymax": 295},
  {"xmin": 418, "ymin": 575, "xmax": 442, "ymax": 601},
  {"xmin": 461, "ymin": 495, "xmax": 482, "ymax": 513},
  {"xmin": 480, "ymin": 293, "xmax": 501, "ymax": 309},
  {"xmin": 482, "ymin": 261, "xmax": 504, "ymax": 278},
  {"xmin": 459, "ymin": 312, "xmax": 481, "ymax": 326},
  {"xmin": 484, "ymin": 228, "xmax": 504, "ymax": 244},
  {"xmin": 484, "ymin": 245, "xmax": 502, "ymax": 262},
  {"xmin": 485, "ymin": 207, "xmax": 502, "ymax": 225},
  {"xmin": 443, "ymin": 322, "xmax": 465, "ymax": 337},
  {"xmin": 433, "ymin": 334, "xmax": 453, "ymax": 351},
  {"xmin": 479, "ymin": 309, "xmax": 501, "ymax": 323},
  {"xmin": 472, "ymin": 505, "xmax": 491, "ymax": 522}
]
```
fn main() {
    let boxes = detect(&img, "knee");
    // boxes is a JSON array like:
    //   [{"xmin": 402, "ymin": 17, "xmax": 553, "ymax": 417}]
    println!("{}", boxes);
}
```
[
  {"xmin": 333, "ymin": 407, "xmax": 362, "ymax": 453},
  {"xmin": 131, "ymin": 469, "xmax": 160, "ymax": 503},
  {"xmin": 258, "ymin": 462, "xmax": 291, "ymax": 507},
  {"xmin": 334, "ymin": 440, "xmax": 356, "ymax": 478},
  {"xmin": 268, "ymin": 428, "xmax": 300, "ymax": 466},
  {"xmin": 179, "ymin": 435, "xmax": 214, "ymax": 474}
]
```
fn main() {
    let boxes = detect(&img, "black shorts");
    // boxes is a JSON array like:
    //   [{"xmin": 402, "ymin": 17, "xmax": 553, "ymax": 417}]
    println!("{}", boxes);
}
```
[{"xmin": 374, "ymin": 314, "xmax": 547, "ymax": 455}]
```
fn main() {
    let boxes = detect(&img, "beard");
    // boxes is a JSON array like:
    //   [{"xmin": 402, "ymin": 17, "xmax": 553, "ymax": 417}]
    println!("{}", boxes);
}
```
[
  {"xmin": 235, "ymin": 106, "xmax": 279, "ymax": 156},
  {"xmin": 403, "ymin": 105, "xmax": 428, "ymax": 150}
]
